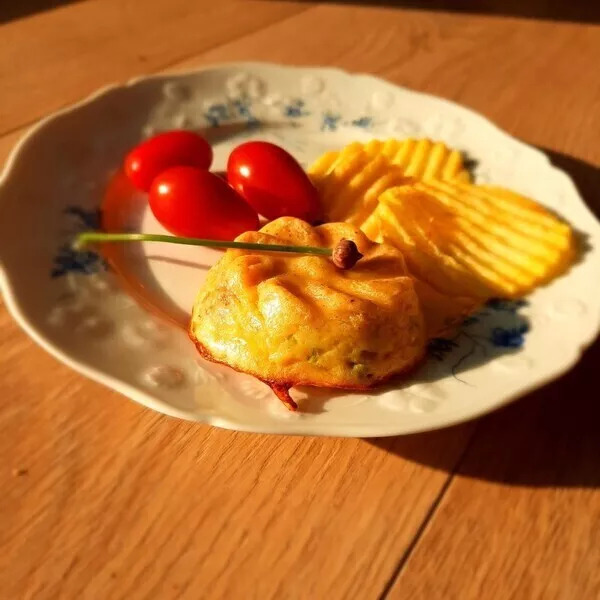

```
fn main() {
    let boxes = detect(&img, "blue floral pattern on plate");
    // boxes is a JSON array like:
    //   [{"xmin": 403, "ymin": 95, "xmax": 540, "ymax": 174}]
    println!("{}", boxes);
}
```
[
  {"xmin": 199, "ymin": 91, "xmax": 376, "ymax": 133},
  {"xmin": 282, "ymin": 99, "xmax": 310, "ymax": 118},
  {"xmin": 350, "ymin": 116, "xmax": 373, "ymax": 129},
  {"xmin": 203, "ymin": 98, "xmax": 260, "ymax": 128},
  {"xmin": 428, "ymin": 298, "xmax": 530, "ymax": 381},
  {"xmin": 51, "ymin": 207, "xmax": 107, "ymax": 278}
]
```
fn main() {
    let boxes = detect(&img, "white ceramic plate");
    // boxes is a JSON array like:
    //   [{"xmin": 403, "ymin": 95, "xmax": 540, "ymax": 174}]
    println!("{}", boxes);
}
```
[{"xmin": 1, "ymin": 63, "xmax": 599, "ymax": 437}]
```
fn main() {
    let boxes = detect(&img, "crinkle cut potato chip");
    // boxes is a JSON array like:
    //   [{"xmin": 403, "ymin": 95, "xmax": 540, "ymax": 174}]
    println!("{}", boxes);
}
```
[
  {"xmin": 362, "ymin": 139, "xmax": 472, "ymax": 182},
  {"xmin": 308, "ymin": 138, "xmax": 472, "ymax": 225},
  {"xmin": 309, "ymin": 139, "xmax": 575, "ymax": 304},
  {"xmin": 366, "ymin": 183, "xmax": 576, "ymax": 299},
  {"xmin": 190, "ymin": 217, "xmax": 427, "ymax": 409},
  {"xmin": 307, "ymin": 142, "xmax": 409, "ymax": 226}
]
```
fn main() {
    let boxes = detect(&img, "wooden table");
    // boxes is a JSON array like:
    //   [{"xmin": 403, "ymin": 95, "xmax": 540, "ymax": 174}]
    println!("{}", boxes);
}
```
[{"xmin": 1, "ymin": 2, "xmax": 599, "ymax": 598}]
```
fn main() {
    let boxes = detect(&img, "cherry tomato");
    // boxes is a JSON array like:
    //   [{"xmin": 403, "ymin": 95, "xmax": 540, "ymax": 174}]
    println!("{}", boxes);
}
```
[
  {"xmin": 149, "ymin": 167, "xmax": 259, "ymax": 240},
  {"xmin": 227, "ymin": 141, "xmax": 322, "ymax": 222},
  {"xmin": 125, "ymin": 130, "xmax": 213, "ymax": 192}
]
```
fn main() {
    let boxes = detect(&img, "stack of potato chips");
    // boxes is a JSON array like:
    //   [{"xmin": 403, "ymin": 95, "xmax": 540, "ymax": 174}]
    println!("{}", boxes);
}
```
[{"xmin": 308, "ymin": 139, "xmax": 575, "ymax": 335}]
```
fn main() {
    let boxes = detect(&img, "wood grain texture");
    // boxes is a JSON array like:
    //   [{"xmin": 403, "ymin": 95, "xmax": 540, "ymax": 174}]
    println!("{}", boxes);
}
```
[
  {"xmin": 1, "ymin": 2, "xmax": 599, "ymax": 599},
  {"xmin": 0, "ymin": 0, "xmax": 309, "ymax": 134},
  {"xmin": 388, "ymin": 339, "xmax": 600, "ymax": 600}
]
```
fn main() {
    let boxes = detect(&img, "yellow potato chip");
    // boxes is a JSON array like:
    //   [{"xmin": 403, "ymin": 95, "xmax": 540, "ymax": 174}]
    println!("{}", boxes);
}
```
[
  {"xmin": 308, "ymin": 138, "xmax": 472, "ymax": 226},
  {"xmin": 372, "ymin": 183, "xmax": 575, "ymax": 299},
  {"xmin": 361, "ymin": 138, "xmax": 472, "ymax": 182},
  {"xmin": 308, "ymin": 143, "xmax": 408, "ymax": 225},
  {"xmin": 309, "ymin": 138, "xmax": 470, "ymax": 186},
  {"xmin": 375, "ymin": 188, "xmax": 495, "ymax": 299}
]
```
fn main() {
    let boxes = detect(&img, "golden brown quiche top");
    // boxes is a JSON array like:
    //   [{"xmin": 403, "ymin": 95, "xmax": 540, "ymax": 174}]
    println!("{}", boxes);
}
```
[{"xmin": 190, "ymin": 217, "xmax": 427, "ymax": 409}]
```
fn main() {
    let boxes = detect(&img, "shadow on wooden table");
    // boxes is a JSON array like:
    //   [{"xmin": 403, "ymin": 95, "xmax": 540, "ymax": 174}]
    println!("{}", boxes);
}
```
[
  {"xmin": 369, "ymin": 336, "xmax": 600, "ymax": 487},
  {"xmin": 273, "ymin": 0, "xmax": 600, "ymax": 24},
  {"xmin": 0, "ymin": 0, "xmax": 83, "ymax": 24},
  {"xmin": 540, "ymin": 147, "xmax": 600, "ymax": 220},
  {"xmin": 368, "ymin": 148, "xmax": 600, "ymax": 488}
]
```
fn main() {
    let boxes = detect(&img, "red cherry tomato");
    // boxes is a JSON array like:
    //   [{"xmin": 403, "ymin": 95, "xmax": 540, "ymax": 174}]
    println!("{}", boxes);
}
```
[
  {"xmin": 149, "ymin": 167, "xmax": 259, "ymax": 240},
  {"xmin": 125, "ymin": 131, "xmax": 213, "ymax": 192},
  {"xmin": 227, "ymin": 141, "xmax": 322, "ymax": 222}
]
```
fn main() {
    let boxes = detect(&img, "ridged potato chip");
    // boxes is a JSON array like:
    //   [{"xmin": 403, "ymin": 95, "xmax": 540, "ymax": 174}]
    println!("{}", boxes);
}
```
[
  {"xmin": 308, "ymin": 138, "xmax": 471, "ymax": 226},
  {"xmin": 360, "ymin": 138, "xmax": 471, "ymax": 182},
  {"xmin": 308, "ymin": 142, "xmax": 409, "ymax": 225},
  {"xmin": 370, "ymin": 183, "xmax": 575, "ymax": 299},
  {"xmin": 309, "ymin": 138, "xmax": 471, "ymax": 183}
]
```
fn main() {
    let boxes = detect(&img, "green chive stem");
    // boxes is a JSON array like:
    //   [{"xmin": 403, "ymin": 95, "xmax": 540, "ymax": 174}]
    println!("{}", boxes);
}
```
[{"xmin": 75, "ymin": 231, "xmax": 333, "ymax": 257}]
